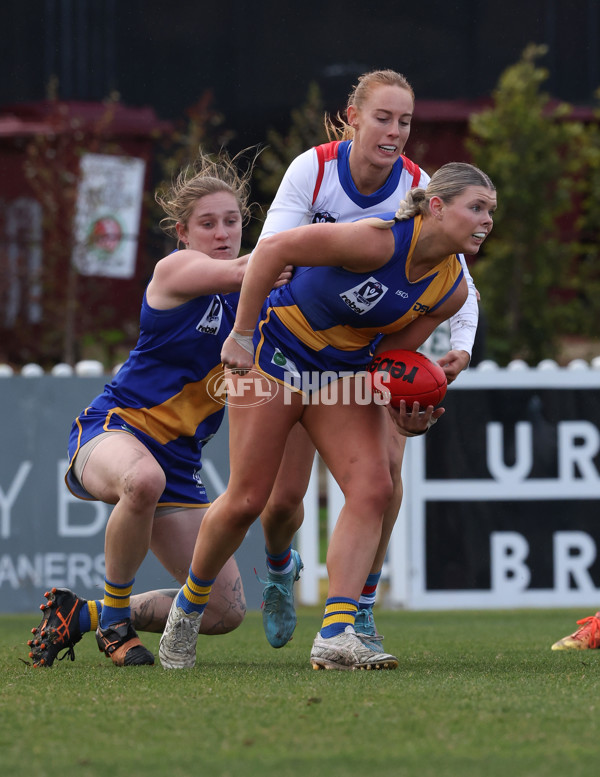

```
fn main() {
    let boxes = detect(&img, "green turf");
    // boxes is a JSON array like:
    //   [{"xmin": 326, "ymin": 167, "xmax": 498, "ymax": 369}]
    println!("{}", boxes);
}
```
[{"xmin": 1, "ymin": 608, "xmax": 599, "ymax": 777}]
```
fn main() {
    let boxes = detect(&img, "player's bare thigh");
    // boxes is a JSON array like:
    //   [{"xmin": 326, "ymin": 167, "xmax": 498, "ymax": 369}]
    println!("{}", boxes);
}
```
[
  {"xmin": 80, "ymin": 432, "xmax": 165, "ymax": 505},
  {"xmin": 386, "ymin": 410, "xmax": 408, "ymax": 482},
  {"xmin": 302, "ymin": 386, "xmax": 392, "ymax": 507},
  {"xmin": 264, "ymin": 422, "xmax": 316, "ymax": 516},
  {"xmin": 225, "ymin": 371, "xmax": 305, "ymax": 512}
]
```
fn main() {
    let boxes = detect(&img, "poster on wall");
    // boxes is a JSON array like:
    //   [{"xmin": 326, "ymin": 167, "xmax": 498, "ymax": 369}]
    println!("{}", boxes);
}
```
[{"xmin": 72, "ymin": 153, "xmax": 145, "ymax": 279}]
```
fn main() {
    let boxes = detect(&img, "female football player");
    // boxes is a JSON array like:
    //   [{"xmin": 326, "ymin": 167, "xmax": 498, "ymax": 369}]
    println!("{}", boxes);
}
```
[
  {"xmin": 159, "ymin": 161, "xmax": 496, "ymax": 670},
  {"xmin": 28, "ymin": 151, "xmax": 290, "ymax": 667}
]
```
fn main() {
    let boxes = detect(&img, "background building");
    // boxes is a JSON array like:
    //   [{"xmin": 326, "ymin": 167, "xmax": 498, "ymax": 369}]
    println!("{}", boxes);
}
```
[
  {"xmin": 0, "ymin": 0, "xmax": 597, "ymax": 366},
  {"xmin": 3, "ymin": 0, "xmax": 598, "ymax": 134}
]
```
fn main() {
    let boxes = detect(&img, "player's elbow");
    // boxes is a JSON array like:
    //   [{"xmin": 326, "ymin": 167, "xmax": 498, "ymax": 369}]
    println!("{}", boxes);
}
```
[
  {"xmin": 231, "ymin": 257, "xmax": 248, "ymax": 289},
  {"xmin": 256, "ymin": 233, "xmax": 293, "ymax": 273}
]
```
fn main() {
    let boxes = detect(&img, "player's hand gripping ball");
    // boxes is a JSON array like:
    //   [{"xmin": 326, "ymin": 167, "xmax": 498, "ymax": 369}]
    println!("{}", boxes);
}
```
[{"xmin": 367, "ymin": 349, "xmax": 447, "ymax": 408}]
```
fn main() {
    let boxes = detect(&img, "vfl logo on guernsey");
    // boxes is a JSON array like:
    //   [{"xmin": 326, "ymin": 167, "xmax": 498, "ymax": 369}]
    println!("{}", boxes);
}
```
[
  {"xmin": 196, "ymin": 298, "xmax": 222, "ymax": 335},
  {"xmin": 340, "ymin": 278, "xmax": 388, "ymax": 315}
]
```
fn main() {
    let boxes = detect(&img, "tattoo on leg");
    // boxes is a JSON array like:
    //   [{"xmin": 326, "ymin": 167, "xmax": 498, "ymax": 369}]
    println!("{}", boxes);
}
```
[
  {"xmin": 131, "ymin": 589, "xmax": 177, "ymax": 633},
  {"xmin": 201, "ymin": 577, "xmax": 246, "ymax": 635}
]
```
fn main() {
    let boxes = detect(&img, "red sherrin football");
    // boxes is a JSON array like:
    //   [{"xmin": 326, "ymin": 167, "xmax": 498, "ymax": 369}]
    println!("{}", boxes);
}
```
[{"xmin": 367, "ymin": 349, "xmax": 447, "ymax": 408}]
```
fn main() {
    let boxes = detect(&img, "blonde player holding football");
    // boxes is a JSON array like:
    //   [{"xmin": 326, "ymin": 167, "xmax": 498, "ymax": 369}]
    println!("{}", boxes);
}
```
[{"xmin": 159, "ymin": 162, "xmax": 496, "ymax": 670}]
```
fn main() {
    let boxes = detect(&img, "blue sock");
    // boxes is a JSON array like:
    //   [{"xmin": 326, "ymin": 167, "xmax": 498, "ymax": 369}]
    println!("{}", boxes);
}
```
[
  {"xmin": 176, "ymin": 569, "xmax": 215, "ymax": 615},
  {"xmin": 79, "ymin": 599, "xmax": 103, "ymax": 632},
  {"xmin": 320, "ymin": 597, "xmax": 359, "ymax": 638},
  {"xmin": 100, "ymin": 578, "xmax": 134, "ymax": 629}
]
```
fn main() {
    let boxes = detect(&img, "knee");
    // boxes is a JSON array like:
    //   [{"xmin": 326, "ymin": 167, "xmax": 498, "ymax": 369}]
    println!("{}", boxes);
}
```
[
  {"xmin": 371, "ymin": 476, "xmax": 394, "ymax": 515},
  {"xmin": 218, "ymin": 490, "xmax": 267, "ymax": 532},
  {"xmin": 120, "ymin": 462, "xmax": 166, "ymax": 512},
  {"xmin": 263, "ymin": 487, "xmax": 304, "ymax": 523},
  {"xmin": 351, "ymin": 472, "xmax": 394, "ymax": 518}
]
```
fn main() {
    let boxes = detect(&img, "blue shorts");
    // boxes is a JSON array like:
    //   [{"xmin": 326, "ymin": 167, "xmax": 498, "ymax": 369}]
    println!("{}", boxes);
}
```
[
  {"xmin": 254, "ymin": 307, "xmax": 374, "ymax": 396},
  {"xmin": 65, "ymin": 407, "xmax": 211, "ymax": 507}
]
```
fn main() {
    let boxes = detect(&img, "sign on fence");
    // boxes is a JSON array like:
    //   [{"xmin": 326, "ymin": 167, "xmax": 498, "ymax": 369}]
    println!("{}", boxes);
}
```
[
  {"xmin": 298, "ymin": 368, "xmax": 600, "ymax": 610},
  {"xmin": 0, "ymin": 376, "xmax": 265, "ymax": 614},
  {"xmin": 1, "ymin": 368, "xmax": 600, "ymax": 613}
]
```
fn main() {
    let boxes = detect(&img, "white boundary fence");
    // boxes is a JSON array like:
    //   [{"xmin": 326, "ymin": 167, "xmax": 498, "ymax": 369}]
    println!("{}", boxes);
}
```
[
  {"xmin": 296, "ymin": 360, "xmax": 600, "ymax": 610},
  {"xmin": 2, "ymin": 357, "xmax": 600, "ymax": 613}
]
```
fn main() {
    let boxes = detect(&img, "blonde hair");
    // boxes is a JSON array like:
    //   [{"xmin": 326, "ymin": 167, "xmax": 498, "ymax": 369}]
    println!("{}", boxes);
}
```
[
  {"xmin": 367, "ymin": 162, "xmax": 495, "ymax": 229},
  {"xmin": 324, "ymin": 69, "xmax": 415, "ymax": 141},
  {"xmin": 155, "ymin": 149, "xmax": 254, "ymax": 240}
]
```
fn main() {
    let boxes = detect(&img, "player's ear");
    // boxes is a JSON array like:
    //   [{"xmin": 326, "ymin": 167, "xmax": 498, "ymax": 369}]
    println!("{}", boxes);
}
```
[
  {"xmin": 347, "ymin": 104, "xmax": 358, "ymax": 129},
  {"xmin": 429, "ymin": 196, "xmax": 444, "ymax": 220},
  {"xmin": 175, "ymin": 221, "xmax": 188, "ymax": 246}
]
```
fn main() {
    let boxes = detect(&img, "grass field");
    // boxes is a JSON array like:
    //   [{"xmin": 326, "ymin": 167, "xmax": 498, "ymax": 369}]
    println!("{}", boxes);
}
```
[{"xmin": 1, "ymin": 607, "xmax": 599, "ymax": 777}]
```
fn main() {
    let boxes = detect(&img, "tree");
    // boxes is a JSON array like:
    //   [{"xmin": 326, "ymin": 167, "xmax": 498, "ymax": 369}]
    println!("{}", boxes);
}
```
[
  {"xmin": 251, "ymin": 82, "xmax": 329, "ymax": 244},
  {"xmin": 568, "ymin": 93, "xmax": 600, "ymax": 340},
  {"xmin": 21, "ymin": 92, "xmax": 126, "ymax": 366},
  {"xmin": 466, "ymin": 44, "xmax": 588, "ymax": 365}
]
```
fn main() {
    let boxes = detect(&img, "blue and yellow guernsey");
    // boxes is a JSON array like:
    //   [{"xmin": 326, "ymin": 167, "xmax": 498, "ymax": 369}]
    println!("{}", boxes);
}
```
[
  {"xmin": 65, "ymin": 290, "xmax": 238, "ymax": 507},
  {"xmin": 254, "ymin": 215, "xmax": 463, "ymax": 389}
]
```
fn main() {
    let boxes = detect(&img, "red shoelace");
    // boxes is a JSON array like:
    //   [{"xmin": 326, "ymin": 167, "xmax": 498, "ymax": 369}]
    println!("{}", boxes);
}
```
[{"xmin": 573, "ymin": 614, "xmax": 600, "ymax": 649}]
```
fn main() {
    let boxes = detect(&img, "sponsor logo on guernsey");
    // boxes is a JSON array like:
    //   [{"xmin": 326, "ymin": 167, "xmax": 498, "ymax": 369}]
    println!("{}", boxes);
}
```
[
  {"xmin": 413, "ymin": 301, "xmax": 430, "ymax": 314},
  {"xmin": 193, "ymin": 468, "xmax": 204, "ymax": 489},
  {"xmin": 196, "ymin": 297, "xmax": 223, "ymax": 335},
  {"xmin": 312, "ymin": 211, "xmax": 338, "ymax": 224},
  {"xmin": 340, "ymin": 277, "xmax": 388, "ymax": 314},
  {"xmin": 272, "ymin": 348, "xmax": 301, "ymax": 377}
]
